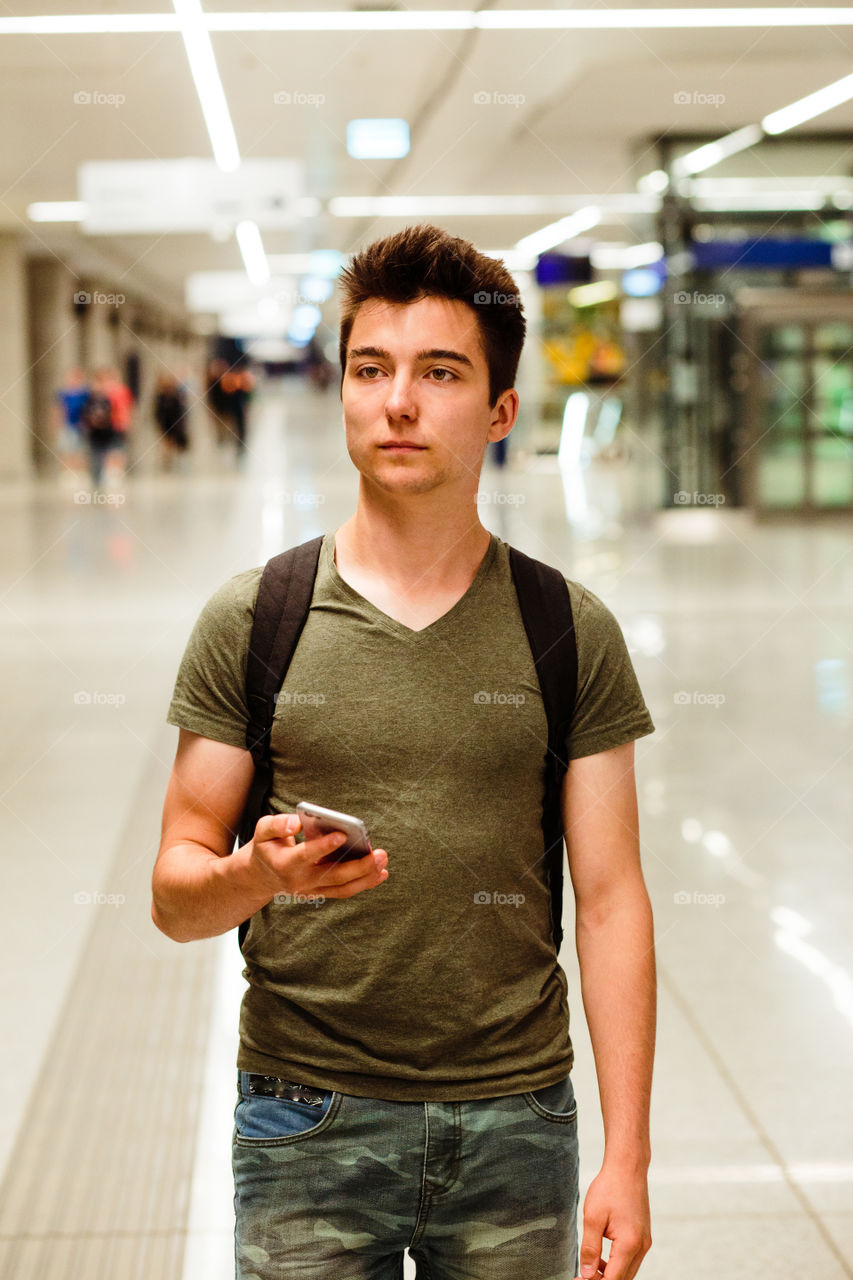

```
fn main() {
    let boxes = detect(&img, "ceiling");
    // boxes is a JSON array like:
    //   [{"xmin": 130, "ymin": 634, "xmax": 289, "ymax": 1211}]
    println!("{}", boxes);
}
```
[{"xmin": 2, "ymin": 1, "xmax": 853, "ymax": 322}]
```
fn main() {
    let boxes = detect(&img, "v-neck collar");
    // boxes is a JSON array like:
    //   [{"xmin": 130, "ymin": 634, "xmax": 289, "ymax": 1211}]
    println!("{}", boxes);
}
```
[{"xmin": 323, "ymin": 530, "xmax": 499, "ymax": 640}]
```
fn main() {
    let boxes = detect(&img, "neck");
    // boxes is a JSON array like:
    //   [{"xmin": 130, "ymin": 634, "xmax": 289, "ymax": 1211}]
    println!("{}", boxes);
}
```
[{"xmin": 336, "ymin": 482, "xmax": 491, "ymax": 590}]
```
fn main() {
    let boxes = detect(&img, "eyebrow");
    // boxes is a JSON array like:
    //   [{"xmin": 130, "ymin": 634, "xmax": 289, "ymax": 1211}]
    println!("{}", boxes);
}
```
[{"xmin": 348, "ymin": 345, "xmax": 475, "ymax": 370}]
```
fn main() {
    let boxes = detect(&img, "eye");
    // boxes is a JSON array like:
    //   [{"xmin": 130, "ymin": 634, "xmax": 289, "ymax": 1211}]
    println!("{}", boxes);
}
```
[
  {"xmin": 356, "ymin": 365, "xmax": 383, "ymax": 379},
  {"xmin": 428, "ymin": 367, "xmax": 457, "ymax": 382}
]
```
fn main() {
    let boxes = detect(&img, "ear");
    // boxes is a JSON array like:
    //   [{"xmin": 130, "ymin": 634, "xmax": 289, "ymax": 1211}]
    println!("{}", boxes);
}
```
[{"xmin": 486, "ymin": 387, "xmax": 518, "ymax": 443}]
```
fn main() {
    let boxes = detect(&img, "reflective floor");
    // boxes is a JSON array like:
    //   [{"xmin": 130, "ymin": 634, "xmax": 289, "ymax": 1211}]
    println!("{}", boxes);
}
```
[{"xmin": 1, "ymin": 380, "xmax": 852, "ymax": 1279}]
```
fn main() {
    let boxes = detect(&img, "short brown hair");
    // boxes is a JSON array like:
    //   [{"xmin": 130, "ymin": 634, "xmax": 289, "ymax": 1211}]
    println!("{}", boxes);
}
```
[{"xmin": 338, "ymin": 224, "xmax": 526, "ymax": 405}]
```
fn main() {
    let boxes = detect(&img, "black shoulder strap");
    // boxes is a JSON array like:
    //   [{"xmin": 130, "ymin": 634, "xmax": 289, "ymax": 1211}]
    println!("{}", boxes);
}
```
[
  {"xmin": 508, "ymin": 546, "xmax": 577, "ymax": 953},
  {"xmin": 236, "ymin": 535, "xmax": 324, "ymax": 948}
]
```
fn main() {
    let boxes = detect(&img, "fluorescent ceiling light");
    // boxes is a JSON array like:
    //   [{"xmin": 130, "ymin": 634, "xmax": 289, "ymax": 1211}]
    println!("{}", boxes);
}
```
[
  {"xmin": 172, "ymin": 0, "xmax": 240, "ymax": 172},
  {"xmin": 762, "ymin": 71, "xmax": 853, "ymax": 134},
  {"xmin": 568, "ymin": 280, "xmax": 619, "ymax": 306},
  {"xmin": 637, "ymin": 170, "xmax": 669, "ymax": 194},
  {"xmin": 515, "ymin": 207, "xmax": 601, "ymax": 257},
  {"xmin": 6, "ymin": 9, "xmax": 853, "ymax": 34},
  {"xmin": 692, "ymin": 192, "xmax": 826, "ymax": 211},
  {"xmin": 671, "ymin": 124, "xmax": 764, "ymax": 178},
  {"xmin": 328, "ymin": 195, "xmax": 655, "ymax": 218},
  {"xmin": 591, "ymin": 241, "xmax": 663, "ymax": 270},
  {"xmin": 27, "ymin": 201, "xmax": 87, "ymax": 222},
  {"xmin": 236, "ymin": 220, "xmax": 270, "ymax": 285},
  {"xmin": 346, "ymin": 118, "xmax": 410, "ymax": 160}
]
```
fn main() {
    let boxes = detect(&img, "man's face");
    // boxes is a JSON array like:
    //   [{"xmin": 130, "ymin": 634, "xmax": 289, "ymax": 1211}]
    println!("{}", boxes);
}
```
[{"xmin": 341, "ymin": 295, "xmax": 516, "ymax": 497}]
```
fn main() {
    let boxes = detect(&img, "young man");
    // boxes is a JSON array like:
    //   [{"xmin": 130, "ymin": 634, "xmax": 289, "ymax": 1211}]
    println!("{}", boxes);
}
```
[{"xmin": 153, "ymin": 224, "xmax": 656, "ymax": 1280}]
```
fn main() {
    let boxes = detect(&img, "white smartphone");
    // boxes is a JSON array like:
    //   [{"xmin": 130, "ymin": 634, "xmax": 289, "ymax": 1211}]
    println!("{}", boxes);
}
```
[{"xmin": 295, "ymin": 801, "xmax": 373, "ymax": 864}]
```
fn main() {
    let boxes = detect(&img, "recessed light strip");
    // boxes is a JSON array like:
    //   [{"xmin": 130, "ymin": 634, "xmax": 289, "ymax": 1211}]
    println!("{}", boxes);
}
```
[
  {"xmin": 3, "ymin": 9, "xmax": 853, "ymax": 34},
  {"xmin": 173, "ymin": 0, "xmax": 240, "ymax": 172}
]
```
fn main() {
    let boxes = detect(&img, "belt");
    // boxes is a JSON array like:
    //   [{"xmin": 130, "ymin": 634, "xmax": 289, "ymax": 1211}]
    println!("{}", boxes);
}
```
[{"xmin": 243, "ymin": 1073, "xmax": 328, "ymax": 1106}]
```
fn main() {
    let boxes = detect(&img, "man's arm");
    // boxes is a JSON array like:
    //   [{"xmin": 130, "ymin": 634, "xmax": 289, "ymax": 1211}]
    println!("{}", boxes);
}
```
[
  {"xmin": 152, "ymin": 728, "xmax": 389, "ymax": 943},
  {"xmin": 562, "ymin": 740, "xmax": 655, "ymax": 1280}
]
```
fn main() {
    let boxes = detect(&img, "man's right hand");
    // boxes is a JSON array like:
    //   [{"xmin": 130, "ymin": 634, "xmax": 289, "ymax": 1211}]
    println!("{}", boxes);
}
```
[{"xmin": 248, "ymin": 813, "xmax": 389, "ymax": 901}]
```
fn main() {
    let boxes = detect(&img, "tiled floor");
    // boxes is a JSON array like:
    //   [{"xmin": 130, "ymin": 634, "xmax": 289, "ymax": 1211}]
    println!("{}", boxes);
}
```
[{"xmin": 2, "ymin": 379, "xmax": 851, "ymax": 1279}]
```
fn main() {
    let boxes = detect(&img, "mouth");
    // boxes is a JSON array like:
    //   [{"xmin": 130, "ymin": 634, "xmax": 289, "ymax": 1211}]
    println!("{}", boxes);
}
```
[{"xmin": 378, "ymin": 442, "xmax": 427, "ymax": 452}]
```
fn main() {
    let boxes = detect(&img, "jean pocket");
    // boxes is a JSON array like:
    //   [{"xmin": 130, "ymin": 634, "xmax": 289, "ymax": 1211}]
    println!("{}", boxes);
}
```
[
  {"xmin": 523, "ymin": 1074, "xmax": 578, "ymax": 1123},
  {"xmin": 234, "ymin": 1077, "xmax": 340, "ymax": 1146}
]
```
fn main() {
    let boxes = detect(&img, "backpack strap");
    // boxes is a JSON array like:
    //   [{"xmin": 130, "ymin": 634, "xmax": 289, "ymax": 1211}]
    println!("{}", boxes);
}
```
[
  {"xmin": 237, "ymin": 535, "xmax": 324, "ymax": 948},
  {"xmin": 508, "ymin": 546, "xmax": 577, "ymax": 953}
]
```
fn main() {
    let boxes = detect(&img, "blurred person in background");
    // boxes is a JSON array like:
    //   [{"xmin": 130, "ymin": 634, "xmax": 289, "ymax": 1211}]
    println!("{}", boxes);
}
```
[
  {"xmin": 304, "ymin": 331, "xmax": 334, "ymax": 390},
  {"xmin": 101, "ymin": 365, "xmax": 134, "ymax": 484},
  {"xmin": 154, "ymin": 372, "xmax": 190, "ymax": 472},
  {"xmin": 222, "ymin": 363, "xmax": 254, "ymax": 462},
  {"xmin": 79, "ymin": 368, "xmax": 120, "ymax": 492},
  {"xmin": 53, "ymin": 366, "xmax": 90, "ymax": 479},
  {"xmin": 205, "ymin": 357, "xmax": 233, "ymax": 449}
]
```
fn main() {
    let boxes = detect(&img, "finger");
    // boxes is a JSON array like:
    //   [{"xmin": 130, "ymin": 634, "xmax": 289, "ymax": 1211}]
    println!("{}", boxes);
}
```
[
  {"xmin": 579, "ymin": 1229, "xmax": 606, "ymax": 1279},
  {"xmin": 309, "ymin": 851, "xmax": 390, "ymax": 898},
  {"xmin": 602, "ymin": 1240, "xmax": 645, "ymax": 1280},
  {"xmin": 315, "ymin": 847, "xmax": 387, "ymax": 885},
  {"xmin": 256, "ymin": 812, "xmax": 300, "ymax": 845}
]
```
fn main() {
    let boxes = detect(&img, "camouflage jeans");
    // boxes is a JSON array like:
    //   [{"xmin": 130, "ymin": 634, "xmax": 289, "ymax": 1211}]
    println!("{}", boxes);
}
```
[{"xmin": 233, "ymin": 1069, "xmax": 579, "ymax": 1279}]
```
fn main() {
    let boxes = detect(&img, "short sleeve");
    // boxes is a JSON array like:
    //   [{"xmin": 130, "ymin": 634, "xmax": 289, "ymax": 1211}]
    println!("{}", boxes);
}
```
[
  {"xmin": 564, "ymin": 581, "xmax": 655, "ymax": 760},
  {"xmin": 166, "ymin": 567, "xmax": 263, "ymax": 749}
]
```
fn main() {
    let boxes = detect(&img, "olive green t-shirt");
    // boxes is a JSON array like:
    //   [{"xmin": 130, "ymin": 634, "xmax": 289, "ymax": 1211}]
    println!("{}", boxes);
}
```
[{"xmin": 166, "ymin": 531, "xmax": 654, "ymax": 1101}]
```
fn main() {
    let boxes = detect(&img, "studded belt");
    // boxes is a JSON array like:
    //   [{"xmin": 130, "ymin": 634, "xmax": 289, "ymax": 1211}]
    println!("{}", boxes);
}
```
[{"xmin": 244, "ymin": 1073, "xmax": 328, "ymax": 1106}]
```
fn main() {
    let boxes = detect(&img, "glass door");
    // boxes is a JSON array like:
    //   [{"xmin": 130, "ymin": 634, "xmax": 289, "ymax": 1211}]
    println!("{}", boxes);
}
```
[{"xmin": 752, "ymin": 314, "xmax": 853, "ymax": 513}]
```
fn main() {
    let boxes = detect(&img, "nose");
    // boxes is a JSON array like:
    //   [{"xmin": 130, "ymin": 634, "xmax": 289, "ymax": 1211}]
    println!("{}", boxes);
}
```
[{"xmin": 384, "ymin": 373, "xmax": 417, "ymax": 422}]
